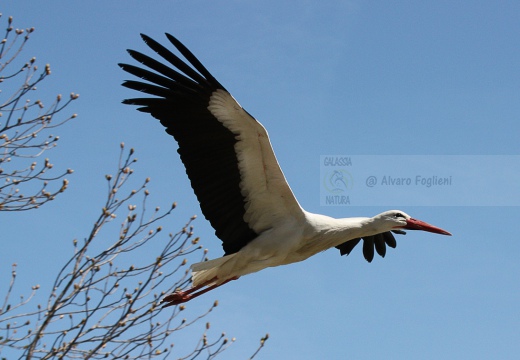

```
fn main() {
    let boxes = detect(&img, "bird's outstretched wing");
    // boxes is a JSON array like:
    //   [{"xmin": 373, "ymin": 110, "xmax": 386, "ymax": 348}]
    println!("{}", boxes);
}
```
[
  {"xmin": 119, "ymin": 34, "xmax": 304, "ymax": 255},
  {"xmin": 335, "ymin": 230, "xmax": 405, "ymax": 262}
]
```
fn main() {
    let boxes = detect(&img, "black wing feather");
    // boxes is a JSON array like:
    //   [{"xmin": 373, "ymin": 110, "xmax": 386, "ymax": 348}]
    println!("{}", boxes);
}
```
[
  {"xmin": 362, "ymin": 237, "xmax": 375, "ymax": 262},
  {"xmin": 373, "ymin": 233, "xmax": 386, "ymax": 258},
  {"xmin": 120, "ymin": 34, "xmax": 258, "ymax": 255},
  {"xmin": 336, "ymin": 238, "xmax": 361, "ymax": 256},
  {"xmin": 127, "ymin": 50, "xmax": 203, "ymax": 90},
  {"xmin": 140, "ymin": 34, "xmax": 211, "ymax": 86},
  {"xmin": 335, "ymin": 230, "xmax": 404, "ymax": 262}
]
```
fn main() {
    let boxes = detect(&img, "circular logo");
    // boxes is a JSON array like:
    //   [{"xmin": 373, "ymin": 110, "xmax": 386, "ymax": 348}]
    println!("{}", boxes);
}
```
[{"xmin": 323, "ymin": 169, "xmax": 353, "ymax": 194}]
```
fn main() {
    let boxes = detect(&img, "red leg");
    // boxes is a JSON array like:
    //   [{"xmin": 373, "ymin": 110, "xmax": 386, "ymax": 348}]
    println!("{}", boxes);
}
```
[
  {"xmin": 161, "ymin": 276, "xmax": 239, "ymax": 307},
  {"xmin": 161, "ymin": 278, "xmax": 216, "ymax": 306}
]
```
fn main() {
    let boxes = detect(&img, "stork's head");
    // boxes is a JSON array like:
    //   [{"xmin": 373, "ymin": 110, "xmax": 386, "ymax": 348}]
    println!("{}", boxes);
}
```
[{"xmin": 374, "ymin": 210, "xmax": 452, "ymax": 236}]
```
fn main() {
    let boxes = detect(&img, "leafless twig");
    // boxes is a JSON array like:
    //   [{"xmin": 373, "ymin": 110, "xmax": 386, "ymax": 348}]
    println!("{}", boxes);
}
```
[
  {"xmin": 0, "ymin": 145, "xmax": 268, "ymax": 359},
  {"xmin": 0, "ymin": 13, "xmax": 77, "ymax": 211}
]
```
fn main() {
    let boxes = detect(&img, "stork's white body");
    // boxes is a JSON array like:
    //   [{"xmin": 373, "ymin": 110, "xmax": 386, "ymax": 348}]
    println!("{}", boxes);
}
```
[
  {"xmin": 120, "ymin": 33, "xmax": 451, "ymax": 304},
  {"xmin": 192, "ymin": 211, "xmax": 384, "ymax": 286},
  {"xmin": 192, "ymin": 209, "xmax": 423, "ymax": 286}
]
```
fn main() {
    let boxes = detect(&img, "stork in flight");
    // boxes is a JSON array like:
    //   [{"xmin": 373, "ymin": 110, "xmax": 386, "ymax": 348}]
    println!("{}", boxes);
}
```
[{"xmin": 119, "ymin": 34, "xmax": 451, "ymax": 306}]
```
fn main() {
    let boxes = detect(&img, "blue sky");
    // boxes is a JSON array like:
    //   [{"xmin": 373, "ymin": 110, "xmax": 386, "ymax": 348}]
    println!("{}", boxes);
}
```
[{"xmin": 2, "ymin": 1, "xmax": 519, "ymax": 359}]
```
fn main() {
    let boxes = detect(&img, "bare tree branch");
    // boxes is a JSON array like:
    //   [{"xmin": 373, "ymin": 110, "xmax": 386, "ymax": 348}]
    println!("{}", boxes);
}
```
[
  {"xmin": 0, "ymin": 145, "xmax": 268, "ymax": 359},
  {"xmin": 0, "ymin": 13, "xmax": 77, "ymax": 211}
]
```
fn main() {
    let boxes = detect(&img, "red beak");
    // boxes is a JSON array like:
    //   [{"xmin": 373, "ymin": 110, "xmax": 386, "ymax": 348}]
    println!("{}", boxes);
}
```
[{"xmin": 402, "ymin": 218, "xmax": 452, "ymax": 236}]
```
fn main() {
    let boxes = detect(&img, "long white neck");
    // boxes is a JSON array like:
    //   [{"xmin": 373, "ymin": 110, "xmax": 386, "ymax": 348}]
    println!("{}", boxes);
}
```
[{"xmin": 297, "ymin": 212, "xmax": 383, "ymax": 258}]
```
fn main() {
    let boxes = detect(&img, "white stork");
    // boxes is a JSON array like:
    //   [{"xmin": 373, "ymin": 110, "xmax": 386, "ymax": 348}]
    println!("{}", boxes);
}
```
[{"xmin": 119, "ymin": 34, "xmax": 451, "ymax": 306}]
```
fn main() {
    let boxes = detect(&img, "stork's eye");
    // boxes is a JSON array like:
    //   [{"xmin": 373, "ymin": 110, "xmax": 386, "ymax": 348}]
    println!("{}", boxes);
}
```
[{"xmin": 394, "ymin": 213, "xmax": 405, "ymax": 218}]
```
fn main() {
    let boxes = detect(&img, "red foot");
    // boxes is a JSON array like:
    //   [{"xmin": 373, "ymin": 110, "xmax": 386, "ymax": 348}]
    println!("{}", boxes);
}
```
[
  {"xmin": 161, "ymin": 291, "xmax": 193, "ymax": 307},
  {"xmin": 161, "ymin": 276, "xmax": 239, "ymax": 308}
]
